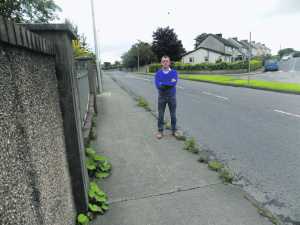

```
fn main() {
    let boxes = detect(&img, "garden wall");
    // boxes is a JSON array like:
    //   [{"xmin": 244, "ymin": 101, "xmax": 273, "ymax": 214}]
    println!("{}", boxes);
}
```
[{"xmin": 0, "ymin": 17, "xmax": 90, "ymax": 225}]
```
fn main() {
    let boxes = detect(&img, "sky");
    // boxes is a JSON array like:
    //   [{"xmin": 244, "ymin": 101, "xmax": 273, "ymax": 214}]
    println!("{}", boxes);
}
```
[{"xmin": 54, "ymin": 0, "xmax": 300, "ymax": 63}]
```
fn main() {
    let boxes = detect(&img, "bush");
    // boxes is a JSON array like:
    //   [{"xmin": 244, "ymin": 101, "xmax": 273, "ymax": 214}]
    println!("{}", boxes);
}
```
[
  {"xmin": 293, "ymin": 52, "xmax": 300, "ymax": 58},
  {"xmin": 148, "ymin": 60, "xmax": 262, "ymax": 73}
]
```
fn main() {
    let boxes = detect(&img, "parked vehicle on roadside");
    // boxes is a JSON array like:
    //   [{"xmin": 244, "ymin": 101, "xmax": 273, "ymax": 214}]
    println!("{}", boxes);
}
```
[
  {"xmin": 264, "ymin": 59, "xmax": 279, "ymax": 72},
  {"xmin": 282, "ymin": 54, "xmax": 292, "ymax": 61}
]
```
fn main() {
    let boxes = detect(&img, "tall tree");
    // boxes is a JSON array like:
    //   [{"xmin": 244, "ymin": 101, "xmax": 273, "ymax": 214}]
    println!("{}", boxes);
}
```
[
  {"xmin": 0, "ymin": 0, "xmax": 61, "ymax": 23},
  {"xmin": 122, "ymin": 41, "xmax": 156, "ymax": 68},
  {"xmin": 151, "ymin": 27, "xmax": 186, "ymax": 61}
]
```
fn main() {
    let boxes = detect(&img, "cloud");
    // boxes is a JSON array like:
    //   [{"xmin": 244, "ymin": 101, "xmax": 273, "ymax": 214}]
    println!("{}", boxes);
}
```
[{"xmin": 276, "ymin": 0, "xmax": 300, "ymax": 14}]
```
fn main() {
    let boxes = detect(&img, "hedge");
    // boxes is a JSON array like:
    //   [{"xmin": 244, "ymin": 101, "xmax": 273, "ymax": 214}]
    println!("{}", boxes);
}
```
[{"xmin": 148, "ymin": 60, "xmax": 262, "ymax": 73}]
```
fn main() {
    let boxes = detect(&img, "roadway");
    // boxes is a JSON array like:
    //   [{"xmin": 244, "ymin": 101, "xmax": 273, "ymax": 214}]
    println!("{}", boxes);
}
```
[{"xmin": 106, "ymin": 70, "xmax": 300, "ymax": 224}]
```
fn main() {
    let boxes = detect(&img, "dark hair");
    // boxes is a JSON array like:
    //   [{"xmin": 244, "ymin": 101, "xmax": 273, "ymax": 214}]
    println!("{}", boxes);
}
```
[{"xmin": 161, "ymin": 55, "xmax": 171, "ymax": 60}]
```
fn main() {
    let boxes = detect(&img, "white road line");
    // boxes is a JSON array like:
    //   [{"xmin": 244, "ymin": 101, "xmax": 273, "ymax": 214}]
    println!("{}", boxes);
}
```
[
  {"xmin": 129, "ymin": 76, "xmax": 152, "ymax": 82},
  {"xmin": 128, "ymin": 75, "xmax": 185, "ymax": 89},
  {"xmin": 274, "ymin": 109, "xmax": 300, "ymax": 118},
  {"xmin": 202, "ymin": 91, "xmax": 229, "ymax": 101}
]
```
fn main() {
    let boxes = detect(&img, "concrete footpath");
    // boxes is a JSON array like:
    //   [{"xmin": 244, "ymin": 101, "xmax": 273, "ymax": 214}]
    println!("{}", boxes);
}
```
[{"xmin": 92, "ymin": 74, "xmax": 272, "ymax": 225}]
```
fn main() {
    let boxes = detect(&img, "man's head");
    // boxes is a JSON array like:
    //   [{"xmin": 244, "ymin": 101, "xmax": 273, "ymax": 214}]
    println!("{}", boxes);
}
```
[{"xmin": 161, "ymin": 55, "xmax": 171, "ymax": 70}]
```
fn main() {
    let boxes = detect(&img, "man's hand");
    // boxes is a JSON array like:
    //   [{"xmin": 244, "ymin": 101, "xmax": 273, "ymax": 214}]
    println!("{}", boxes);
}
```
[{"xmin": 160, "ymin": 85, "xmax": 173, "ymax": 90}]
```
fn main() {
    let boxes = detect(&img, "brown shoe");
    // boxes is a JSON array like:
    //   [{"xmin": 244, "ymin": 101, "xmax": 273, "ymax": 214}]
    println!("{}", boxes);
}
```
[{"xmin": 156, "ymin": 132, "xmax": 163, "ymax": 139}]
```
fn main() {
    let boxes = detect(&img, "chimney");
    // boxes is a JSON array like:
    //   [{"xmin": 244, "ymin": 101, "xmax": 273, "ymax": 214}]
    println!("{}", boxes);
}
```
[
  {"xmin": 216, "ymin": 33, "xmax": 222, "ymax": 38},
  {"xmin": 232, "ymin": 37, "xmax": 238, "ymax": 41}
]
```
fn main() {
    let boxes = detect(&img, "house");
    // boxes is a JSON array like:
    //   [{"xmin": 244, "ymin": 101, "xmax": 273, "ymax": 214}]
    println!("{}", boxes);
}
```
[
  {"xmin": 181, "ymin": 33, "xmax": 239, "ymax": 64},
  {"xmin": 240, "ymin": 40, "xmax": 257, "ymax": 58},
  {"xmin": 253, "ymin": 42, "xmax": 271, "ymax": 56},
  {"xmin": 227, "ymin": 37, "xmax": 248, "ymax": 60}
]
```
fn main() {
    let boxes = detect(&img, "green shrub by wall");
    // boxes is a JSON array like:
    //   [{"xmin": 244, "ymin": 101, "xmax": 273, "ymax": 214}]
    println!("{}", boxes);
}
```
[{"xmin": 148, "ymin": 60, "xmax": 262, "ymax": 73}]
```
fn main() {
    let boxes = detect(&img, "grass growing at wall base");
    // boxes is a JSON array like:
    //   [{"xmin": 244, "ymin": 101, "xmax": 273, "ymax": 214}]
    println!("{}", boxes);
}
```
[{"xmin": 179, "ymin": 75, "xmax": 300, "ymax": 94}]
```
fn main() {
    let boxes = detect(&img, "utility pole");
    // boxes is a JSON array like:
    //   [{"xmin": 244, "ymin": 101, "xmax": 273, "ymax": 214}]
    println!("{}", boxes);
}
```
[
  {"xmin": 137, "ymin": 48, "xmax": 140, "ymax": 73},
  {"xmin": 90, "ymin": 0, "xmax": 103, "ymax": 93},
  {"xmin": 248, "ymin": 32, "xmax": 252, "ymax": 85},
  {"xmin": 136, "ymin": 40, "xmax": 140, "ymax": 73}
]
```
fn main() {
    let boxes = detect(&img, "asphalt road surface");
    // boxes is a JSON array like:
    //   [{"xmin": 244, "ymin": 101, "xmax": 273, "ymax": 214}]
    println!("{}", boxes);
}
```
[
  {"xmin": 247, "ymin": 58, "xmax": 300, "ymax": 83},
  {"xmin": 107, "ymin": 71, "xmax": 300, "ymax": 224}
]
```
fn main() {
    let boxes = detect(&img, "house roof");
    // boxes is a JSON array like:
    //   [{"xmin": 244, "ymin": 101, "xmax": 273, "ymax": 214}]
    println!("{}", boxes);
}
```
[
  {"xmin": 182, "ymin": 46, "xmax": 232, "ymax": 57},
  {"xmin": 227, "ymin": 39, "xmax": 246, "ymax": 55},
  {"xmin": 237, "ymin": 40, "xmax": 249, "ymax": 49},
  {"xmin": 239, "ymin": 40, "xmax": 257, "ymax": 49},
  {"xmin": 194, "ymin": 33, "xmax": 238, "ymax": 49},
  {"xmin": 211, "ymin": 34, "xmax": 238, "ymax": 49},
  {"xmin": 227, "ymin": 38, "xmax": 243, "ymax": 49}
]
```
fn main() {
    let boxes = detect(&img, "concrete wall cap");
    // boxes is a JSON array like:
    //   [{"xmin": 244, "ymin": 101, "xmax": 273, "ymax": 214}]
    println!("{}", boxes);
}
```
[{"xmin": 23, "ymin": 23, "xmax": 77, "ymax": 40}]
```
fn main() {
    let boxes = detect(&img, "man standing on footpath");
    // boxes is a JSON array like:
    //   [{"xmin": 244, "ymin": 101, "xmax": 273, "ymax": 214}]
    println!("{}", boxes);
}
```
[{"xmin": 155, "ymin": 55, "xmax": 180, "ymax": 139}]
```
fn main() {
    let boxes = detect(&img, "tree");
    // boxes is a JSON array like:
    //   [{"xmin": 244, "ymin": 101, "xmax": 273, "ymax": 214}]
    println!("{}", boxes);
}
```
[
  {"xmin": 114, "ymin": 61, "xmax": 121, "ymax": 66},
  {"xmin": 151, "ymin": 27, "xmax": 186, "ymax": 61},
  {"xmin": 278, "ymin": 48, "xmax": 295, "ymax": 58},
  {"xmin": 67, "ymin": 20, "xmax": 94, "ymax": 58},
  {"xmin": 0, "ymin": 0, "xmax": 61, "ymax": 23},
  {"xmin": 122, "ymin": 41, "xmax": 156, "ymax": 68},
  {"xmin": 103, "ymin": 62, "xmax": 111, "ymax": 69},
  {"xmin": 194, "ymin": 33, "xmax": 207, "ymax": 49}
]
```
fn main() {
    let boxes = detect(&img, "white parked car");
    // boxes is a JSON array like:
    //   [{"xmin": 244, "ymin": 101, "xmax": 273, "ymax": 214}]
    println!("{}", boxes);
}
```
[{"xmin": 282, "ymin": 55, "xmax": 292, "ymax": 61}]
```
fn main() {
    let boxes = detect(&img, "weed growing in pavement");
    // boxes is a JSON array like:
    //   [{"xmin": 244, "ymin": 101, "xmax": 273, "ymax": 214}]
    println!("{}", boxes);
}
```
[
  {"xmin": 77, "ymin": 213, "xmax": 90, "ymax": 225},
  {"xmin": 77, "ymin": 146, "xmax": 112, "ymax": 224},
  {"xmin": 86, "ymin": 147, "xmax": 112, "ymax": 179},
  {"xmin": 183, "ymin": 138, "xmax": 199, "ymax": 154},
  {"xmin": 137, "ymin": 96, "xmax": 151, "ymax": 111},
  {"xmin": 219, "ymin": 168, "xmax": 234, "ymax": 184},
  {"xmin": 208, "ymin": 160, "xmax": 224, "ymax": 171}
]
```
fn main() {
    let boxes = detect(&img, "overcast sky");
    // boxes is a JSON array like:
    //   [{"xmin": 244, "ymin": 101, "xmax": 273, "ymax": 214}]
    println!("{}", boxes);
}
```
[{"xmin": 55, "ymin": 0, "xmax": 300, "ymax": 63}]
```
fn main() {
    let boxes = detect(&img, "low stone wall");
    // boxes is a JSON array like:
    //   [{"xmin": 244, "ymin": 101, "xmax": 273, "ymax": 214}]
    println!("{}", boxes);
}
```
[{"xmin": 0, "ymin": 18, "xmax": 76, "ymax": 225}]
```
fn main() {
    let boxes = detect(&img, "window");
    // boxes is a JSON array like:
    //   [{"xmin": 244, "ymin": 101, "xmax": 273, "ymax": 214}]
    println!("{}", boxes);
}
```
[
  {"xmin": 204, "ymin": 56, "xmax": 209, "ymax": 62},
  {"xmin": 189, "ymin": 57, "xmax": 194, "ymax": 63}
]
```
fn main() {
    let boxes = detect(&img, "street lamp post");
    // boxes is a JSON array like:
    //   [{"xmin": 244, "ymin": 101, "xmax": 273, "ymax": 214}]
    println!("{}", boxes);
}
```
[
  {"xmin": 136, "ymin": 40, "xmax": 140, "ymax": 73},
  {"xmin": 248, "ymin": 32, "xmax": 252, "ymax": 85},
  {"xmin": 90, "ymin": 0, "xmax": 103, "ymax": 93},
  {"xmin": 137, "ymin": 48, "xmax": 140, "ymax": 73}
]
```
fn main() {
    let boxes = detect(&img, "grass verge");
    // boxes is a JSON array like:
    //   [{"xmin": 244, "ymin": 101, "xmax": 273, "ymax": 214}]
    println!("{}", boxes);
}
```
[{"xmin": 180, "ymin": 74, "xmax": 300, "ymax": 94}]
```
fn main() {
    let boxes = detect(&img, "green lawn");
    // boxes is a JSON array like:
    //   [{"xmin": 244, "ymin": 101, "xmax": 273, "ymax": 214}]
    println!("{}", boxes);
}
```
[
  {"xmin": 179, "ymin": 74, "xmax": 300, "ymax": 94},
  {"xmin": 140, "ymin": 72, "xmax": 300, "ymax": 94}
]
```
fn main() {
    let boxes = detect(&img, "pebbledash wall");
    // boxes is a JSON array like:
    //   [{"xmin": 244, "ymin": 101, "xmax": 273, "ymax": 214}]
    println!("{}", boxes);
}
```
[{"xmin": 0, "ymin": 17, "xmax": 92, "ymax": 225}]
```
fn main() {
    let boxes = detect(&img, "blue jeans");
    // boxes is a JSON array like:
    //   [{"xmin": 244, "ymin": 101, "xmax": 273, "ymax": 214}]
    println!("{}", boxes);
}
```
[{"xmin": 158, "ymin": 95, "xmax": 177, "ymax": 132}]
